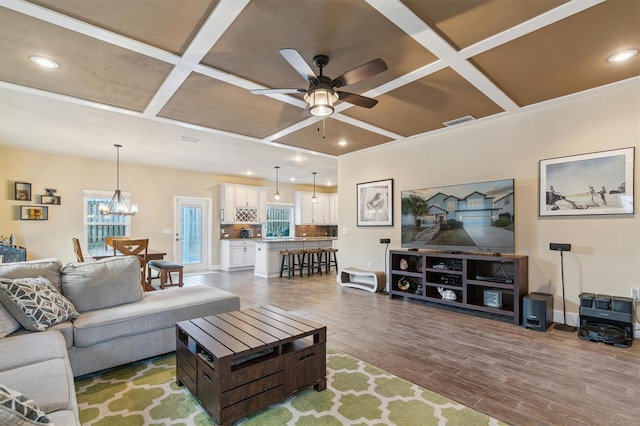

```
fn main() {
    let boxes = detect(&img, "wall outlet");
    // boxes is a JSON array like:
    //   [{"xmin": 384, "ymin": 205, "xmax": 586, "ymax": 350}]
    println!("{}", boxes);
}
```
[
  {"xmin": 380, "ymin": 238, "xmax": 390, "ymax": 244},
  {"xmin": 631, "ymin": 288, "xmax": 640, "ymax": 299},
  {"xmin": 162, "ymin": 228, "xmax": 172, "ymax": 234},
  {"xmin": 342, "ymin": 227, "xmax": 349, "ymax": 235},
  {"xmin": 367, "ymin": 262, "xmax": 372, "ymax": 270}
]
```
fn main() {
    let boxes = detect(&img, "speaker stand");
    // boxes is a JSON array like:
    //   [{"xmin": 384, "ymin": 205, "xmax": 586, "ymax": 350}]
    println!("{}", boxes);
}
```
[{"xmin": 554, "ymin": 250, "xmax": 576, "ymax": 332}]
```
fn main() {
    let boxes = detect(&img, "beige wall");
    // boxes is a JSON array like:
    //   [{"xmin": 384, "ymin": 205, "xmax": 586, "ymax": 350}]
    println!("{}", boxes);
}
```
[
  {"xmin": 337, "ymin": 82, "xmax": 640, "ymax": 324},
  {"xmin": 0, "ymin": 149, "xmax": 320, "ymax": 266}
]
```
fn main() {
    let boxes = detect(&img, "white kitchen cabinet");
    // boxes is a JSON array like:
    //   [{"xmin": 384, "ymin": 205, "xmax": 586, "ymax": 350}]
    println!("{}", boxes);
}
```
[
  {"xmin": 220, "ymin": 184, "xmax": 267, "ymax": 224},
  {"xmin": 220, "ymin": 240, "xmax": 255, "ymax": 271},
  {"xmin": 295, "ymin": 192, "xmax": 336, "ymax": 225}
]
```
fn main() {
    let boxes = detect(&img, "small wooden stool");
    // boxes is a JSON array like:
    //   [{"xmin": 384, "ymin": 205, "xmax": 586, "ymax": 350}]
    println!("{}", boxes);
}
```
[
  {"xmin": 279, "ymin": 250, "xmax": 303, "ymax": 279},
  {"xmin": 147, "ymin": 260, "xmax": 184, "ymax": 289},
  {"xmin": 322, "ymin": 248, "xmax": 338, "ymax": 273},
  {"xmin": 302, "ymin": 249, "xmax": 324, "ymax": 276}
]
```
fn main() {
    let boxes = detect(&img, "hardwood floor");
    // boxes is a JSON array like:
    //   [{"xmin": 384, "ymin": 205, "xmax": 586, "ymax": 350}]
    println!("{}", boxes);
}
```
[{"xmin": 184, "ymin": 270, "xmax": 640, "ymax": 426}]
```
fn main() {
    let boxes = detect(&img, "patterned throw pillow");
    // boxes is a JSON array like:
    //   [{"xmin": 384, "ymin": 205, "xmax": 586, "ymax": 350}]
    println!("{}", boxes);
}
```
[
  {"xmin": 0, "ymin": 277, "xmax": 78, "ymax": 332},
  {"xmin": 0, "ymin": 384, "xmax": 51, "ymax": 425}
]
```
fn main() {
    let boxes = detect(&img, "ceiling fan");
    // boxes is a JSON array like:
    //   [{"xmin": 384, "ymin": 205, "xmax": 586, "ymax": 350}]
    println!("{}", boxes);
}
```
[{"xmin": 251, "ymin": 48, "xmax": 387, "ymax": 117}]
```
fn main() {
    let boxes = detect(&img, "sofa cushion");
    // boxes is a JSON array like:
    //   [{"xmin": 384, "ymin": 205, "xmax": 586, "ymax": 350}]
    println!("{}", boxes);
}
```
[
  {"xmin": 60, "ymin": 256, "xmax": 142, "ymax": 312},
  {"xmin": 0, "ymin": 384, "xmax": 50, "ymax": 425},
  {"xmin": 72, "ymin": 285, "xmax": 240, "ymax": 348},
  {"xmin": 0, "ymin": 259, "xmax": 62, "ymax": 292},
  {"xmin": 0, "ymin": 277, "xmax": 78, "ymax": 332},
  {"xmin": 0, "ymin": 303, "xmax": 21, "ymax": 338}
]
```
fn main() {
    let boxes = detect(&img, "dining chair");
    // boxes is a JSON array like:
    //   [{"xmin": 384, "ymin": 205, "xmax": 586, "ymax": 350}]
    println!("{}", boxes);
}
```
[
  {"xmin": 112, "ymin": 239, "xmax": 150, "ymax": 289},
  {"xmin": 72, "ymin": 237, "xmax": 85, "ymax": 262},
  {"xmin": 104, "ymin": 236, "xmax": 130, "ymax": 250}
]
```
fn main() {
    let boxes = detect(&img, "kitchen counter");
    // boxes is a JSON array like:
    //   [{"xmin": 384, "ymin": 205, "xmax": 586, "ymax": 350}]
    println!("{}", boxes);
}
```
[
  {"xmin": 254, "ymin": 238, "xmax": 338, "ymax": 278},
  {"xmin": 256, "ymin": 237, "xmax": 337, "ymax": 242}
]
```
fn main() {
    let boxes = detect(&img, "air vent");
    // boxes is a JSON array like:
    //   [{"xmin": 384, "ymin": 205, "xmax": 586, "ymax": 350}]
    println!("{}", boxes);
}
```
[
  {"xmin": 178, "ymin": 136, "xmax": 202, "ymax": 144},
  {"xmin": 443, "ymin": 115, "xmax": 475, "ymax": 127}
]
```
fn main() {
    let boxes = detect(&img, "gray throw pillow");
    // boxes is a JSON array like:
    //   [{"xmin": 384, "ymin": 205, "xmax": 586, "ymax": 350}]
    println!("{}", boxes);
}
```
[
  {"xmin": 0, "ymin": 302, "xmax": 21, "ymax": 338},
  {"xmin": 0, "ymin": 277, "xmax": 78, "ymax": 332},
  {"xmin": 60, "ymin": 256, "xmax": 143, "ymax": 312},
  {"xmin": 0, "ymin": 384, "xmax": 51, "ymax": 425}
]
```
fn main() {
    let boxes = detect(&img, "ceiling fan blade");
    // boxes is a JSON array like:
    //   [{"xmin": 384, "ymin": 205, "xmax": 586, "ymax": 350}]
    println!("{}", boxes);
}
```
[
  {"xmin": 280, "ymin": 48, "xmax": 318, "ymax": 84},
  {"xmin": 251, "ymin": 88, "xmax": 306, "ymax": 95},
  {"xmin": 332, "ymin": 58, "xmax": 387, "ymax": 88},
  {"xmin": 338, "ymin": 91, "xmax": 378, "ymax": 109}
]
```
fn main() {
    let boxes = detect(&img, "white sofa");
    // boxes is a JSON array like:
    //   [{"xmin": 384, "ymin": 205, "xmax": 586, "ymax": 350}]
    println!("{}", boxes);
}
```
[{"xmin": 0, "ymin": 256, "xmax": 241, "ymax": 424}]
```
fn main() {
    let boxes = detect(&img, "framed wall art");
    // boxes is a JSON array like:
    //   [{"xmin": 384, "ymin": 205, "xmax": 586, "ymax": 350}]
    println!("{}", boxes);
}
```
[
  {"xmin": 357, "ymin": 178, "xmax": 393, "ymax": 227},
  {"xmin": 20, "ymin": 205, "xmax": 48, "ymax": 221},
  {"xmin": 539, "ymin": 147, "xmax": 634, "ymax": 217},
  {"xmin": 41, "ymin": 195, "xmax": 61, "ymax": 205},
  {"xmin": 14, "ymin": 182, "xmax": 31, "ymax": 201}
]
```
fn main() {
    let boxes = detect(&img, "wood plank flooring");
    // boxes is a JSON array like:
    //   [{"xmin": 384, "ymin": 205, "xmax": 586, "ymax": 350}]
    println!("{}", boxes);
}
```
[{"xmin": 183, "ymin": 270, "xmax": 640, "ymax": 426}]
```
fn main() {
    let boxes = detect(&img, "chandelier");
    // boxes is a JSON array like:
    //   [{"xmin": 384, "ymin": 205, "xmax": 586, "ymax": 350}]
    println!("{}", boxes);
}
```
[{"xmin": 99, "ymin": 144, "xmax": 138, "ymax": 216}]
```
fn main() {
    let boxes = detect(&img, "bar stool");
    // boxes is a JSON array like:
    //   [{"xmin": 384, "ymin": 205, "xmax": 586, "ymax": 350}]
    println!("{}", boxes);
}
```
[
  {"xmin": 302, "ymin": 248, "xmax": 324, "ymax": 276},
  {"xmin": 279, "ymin": 250, "xmax": 303, "ymax": 278},
  {"xmin": 147, "ymin": 260, "xmax": 184, "ymax": 289},
  {"xmin": 322, "ymin": 248, "xmax": 339, "ymax": 273}
]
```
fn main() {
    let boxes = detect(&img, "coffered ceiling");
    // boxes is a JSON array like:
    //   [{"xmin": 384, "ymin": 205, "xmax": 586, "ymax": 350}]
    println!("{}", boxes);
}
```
[{"xmin": 0, "ymin": 0, "xmax": 638, "ymax": 184}]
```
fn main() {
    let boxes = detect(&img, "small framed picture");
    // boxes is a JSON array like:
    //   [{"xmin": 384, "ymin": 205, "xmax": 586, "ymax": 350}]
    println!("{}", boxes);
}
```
[
  {"xmin": 357, "ymin": 178, "xmax": 393, "ymax": 227},
  {"xmin": 483, "ymin": 289, "xmax": 503, "ymax": 308},
  {"xmin": 41, "ymin": 195, "xmax": 61, "ymax": 205},
  {"xmin": 15, "ymin": 182, "xmax": 32, "ymax": 201},
  {"xmin": 20, "ymin": 205, "xmax": 48, "ymax": 221}
]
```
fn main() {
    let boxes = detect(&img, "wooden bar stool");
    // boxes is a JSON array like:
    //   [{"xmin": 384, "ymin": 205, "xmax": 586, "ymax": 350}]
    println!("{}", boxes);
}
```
[
  {"xmin": 147, "ymin": 260, "xmax": 184, "ymax": 289},
  {"xmin": 322, "ymin": 248, "xmax": 338, "ymax": 273},
  {"xmin": 302, "ymin": 248, "xmax": 324, "ymax": 276},
  {"xmin": 279, "ymin": 250, "xmax": 303, "ymax": 278}
]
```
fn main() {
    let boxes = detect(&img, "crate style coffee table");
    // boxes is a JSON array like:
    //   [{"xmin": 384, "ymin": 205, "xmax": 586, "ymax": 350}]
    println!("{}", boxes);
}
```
[{"xmin": 176, "ymin": 305, "xmax": 327, "ymax": 425}]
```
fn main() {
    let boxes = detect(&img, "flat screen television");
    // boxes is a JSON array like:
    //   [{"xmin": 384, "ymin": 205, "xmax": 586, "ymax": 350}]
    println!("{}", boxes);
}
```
[{"xmin": 401, "ymin": 178, "xmax": 515, "ymax": 254}]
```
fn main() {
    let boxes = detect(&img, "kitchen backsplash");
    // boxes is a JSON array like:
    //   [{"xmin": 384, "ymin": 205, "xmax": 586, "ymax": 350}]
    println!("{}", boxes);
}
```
[{"xmin": 220, "ymin": 224, "xmax": 338, "ymax": 239}]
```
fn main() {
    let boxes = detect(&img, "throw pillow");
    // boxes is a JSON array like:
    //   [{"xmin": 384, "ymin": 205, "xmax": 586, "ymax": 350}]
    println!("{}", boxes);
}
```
[
  {"xmin": 0, "ymin": 384, "xmax": 51, "ymax": 425},
  {"xmin": 60, "ymin": 255, "xmax": 143, "ymax": 312},
  {"xmin": 0, "ymin": 302, "xmax": 21, "ymax": 338},
  {"xmin": 0, "ymin": 277, "xmax": 78, "ymax": 332}
]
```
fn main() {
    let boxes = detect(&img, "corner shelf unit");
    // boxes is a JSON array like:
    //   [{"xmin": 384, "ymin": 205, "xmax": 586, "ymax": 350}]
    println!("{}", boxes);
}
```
[{"xmin": 388, "ymin": 250, "xmax": 528, "ymax": 325}]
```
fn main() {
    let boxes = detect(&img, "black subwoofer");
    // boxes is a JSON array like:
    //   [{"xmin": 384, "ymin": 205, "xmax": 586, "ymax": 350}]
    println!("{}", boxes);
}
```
[{"xmin": 523, "ymin": 293, "xmax": 553, "ymax": 331}]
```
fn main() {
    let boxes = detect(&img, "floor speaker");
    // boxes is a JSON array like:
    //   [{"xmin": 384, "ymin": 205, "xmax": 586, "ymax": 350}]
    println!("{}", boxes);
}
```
[{"xmin": 523, "ymin": 293, "xmax": 553, "ymax": 331}]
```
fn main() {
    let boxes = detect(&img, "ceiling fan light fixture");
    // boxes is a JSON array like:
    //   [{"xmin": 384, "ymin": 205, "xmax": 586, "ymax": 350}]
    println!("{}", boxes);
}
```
[{"xmin": 305, "ymin": 88, "xmax": 338, "ymax": 117}]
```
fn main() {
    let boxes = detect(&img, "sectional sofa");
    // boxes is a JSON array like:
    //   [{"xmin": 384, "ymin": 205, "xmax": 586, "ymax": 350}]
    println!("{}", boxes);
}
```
[{"xmin": 0, "ymin": 256, "xmax": 241, "ymax": 425}]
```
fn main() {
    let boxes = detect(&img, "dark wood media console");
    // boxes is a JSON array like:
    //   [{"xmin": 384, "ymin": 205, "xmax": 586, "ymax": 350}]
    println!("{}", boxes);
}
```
[
  {"xmin": 176, "ymin": 305, "xmax": 326, "ymax": 425},
  {"xmin": 389, "ymin": 250, "xmax": 528, "ymax": 325}
]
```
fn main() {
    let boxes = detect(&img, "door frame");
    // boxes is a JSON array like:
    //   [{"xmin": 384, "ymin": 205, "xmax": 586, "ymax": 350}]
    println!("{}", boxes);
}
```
[{"xmin": 173, "ymin": 196, "xmax": 212, "ymax": 273}]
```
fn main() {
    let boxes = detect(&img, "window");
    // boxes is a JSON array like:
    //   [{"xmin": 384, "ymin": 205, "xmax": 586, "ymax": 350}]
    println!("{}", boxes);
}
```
[
  {"xmin": 265, "ymin": 205, "xmax": 294, "ymax": 237},
  {"xmin": 468, "ymin": 198, "xmax": 483, "ymax": 208},
  {"xmin": 83, "ymin": 190, "xmax": 131, "ymax": 251}
]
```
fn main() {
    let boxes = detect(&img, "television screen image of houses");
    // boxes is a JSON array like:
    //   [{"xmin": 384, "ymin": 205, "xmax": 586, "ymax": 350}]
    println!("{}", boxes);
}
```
[{"xmin": 401, "ymin": 179, "xmax": 515, "ymax": 254}]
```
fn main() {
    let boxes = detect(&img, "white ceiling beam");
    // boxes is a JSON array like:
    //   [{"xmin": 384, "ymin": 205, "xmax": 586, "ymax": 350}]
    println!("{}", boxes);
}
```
[{"xmin": 367, "ymin": 0, "xmax": 519, "ymax": 112}]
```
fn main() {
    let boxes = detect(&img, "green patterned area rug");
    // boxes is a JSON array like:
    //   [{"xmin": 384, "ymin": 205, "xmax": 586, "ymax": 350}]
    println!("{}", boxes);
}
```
[{"xmin": 75, "ymin": 349, "xmax": 506, "ymax": 425}]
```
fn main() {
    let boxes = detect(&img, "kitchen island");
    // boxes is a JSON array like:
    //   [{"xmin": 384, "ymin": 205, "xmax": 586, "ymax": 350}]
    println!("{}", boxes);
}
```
[{"xmin": 254, "ymin": 237, "xmax": 337, "ymax": 278}]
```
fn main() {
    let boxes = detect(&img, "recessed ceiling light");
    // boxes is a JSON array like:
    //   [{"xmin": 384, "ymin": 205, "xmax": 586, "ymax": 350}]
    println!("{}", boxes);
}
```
[
  {"xmin": 337, "ymin": 140, "xmax": 348, "ymax": 146},
  {"xmin": 246, "ymin": 171, "xmax": 252, "ymax": 176},
  {"xmin": 29, "ymin": 55, "xmax": 59, "ymax": 69},
  {"xmin": 290, "ymin": 177, "xmax": 295, "ymax": 181},
  {"xmin": 292, "ymin": 155, "xmax": 305, "ymax": 162},
  {"xmin": 608, "ymin": 49, "xmax": 638, "ymax": 63}
]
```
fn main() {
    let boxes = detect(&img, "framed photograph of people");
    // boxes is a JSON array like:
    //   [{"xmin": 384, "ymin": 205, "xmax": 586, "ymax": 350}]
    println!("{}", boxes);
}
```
[
  {"xmin": 539, "ymin": 147, "xmax": 634, "ymax": 217},
  {"xmin": 357, "ymin": 178, "xmax": 393, "ymax": 227}
]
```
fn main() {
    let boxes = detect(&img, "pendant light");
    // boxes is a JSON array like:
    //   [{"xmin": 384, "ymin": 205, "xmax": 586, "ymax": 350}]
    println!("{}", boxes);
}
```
[
  {"xmin": 312, "ymin": 172, "xmax": 318, "ymax": 203},
  {"xmin": 99, "ymin": 144, "xmax": 138, "ymax": 216},
  {"xmin": 274, "ymin": 166, "xmax": 281, "ymax": 201}
]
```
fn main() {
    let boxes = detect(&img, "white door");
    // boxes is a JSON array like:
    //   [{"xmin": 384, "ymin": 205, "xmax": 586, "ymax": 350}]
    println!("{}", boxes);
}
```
[{"xmin": 174, "ymin": 197, "xmax": 211, "ymax": 273}]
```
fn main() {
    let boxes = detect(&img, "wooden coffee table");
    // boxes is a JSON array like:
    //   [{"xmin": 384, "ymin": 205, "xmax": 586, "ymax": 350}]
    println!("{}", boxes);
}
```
[{"xmin": 175, "ymin": 305, "xmax": 327, "ymax": 426}]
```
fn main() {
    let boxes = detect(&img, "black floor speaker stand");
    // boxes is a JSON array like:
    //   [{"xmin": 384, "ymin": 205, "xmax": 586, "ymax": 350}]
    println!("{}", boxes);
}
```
[{"xmin": 551, "ymin": 244, "xmax": 576, "ymax": 332}]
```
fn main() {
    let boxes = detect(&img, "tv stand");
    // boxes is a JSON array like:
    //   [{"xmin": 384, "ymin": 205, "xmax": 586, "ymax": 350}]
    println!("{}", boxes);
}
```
[{"xmin": 388, "ymin": 250, "xmax": 528, "ymax": 325}]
